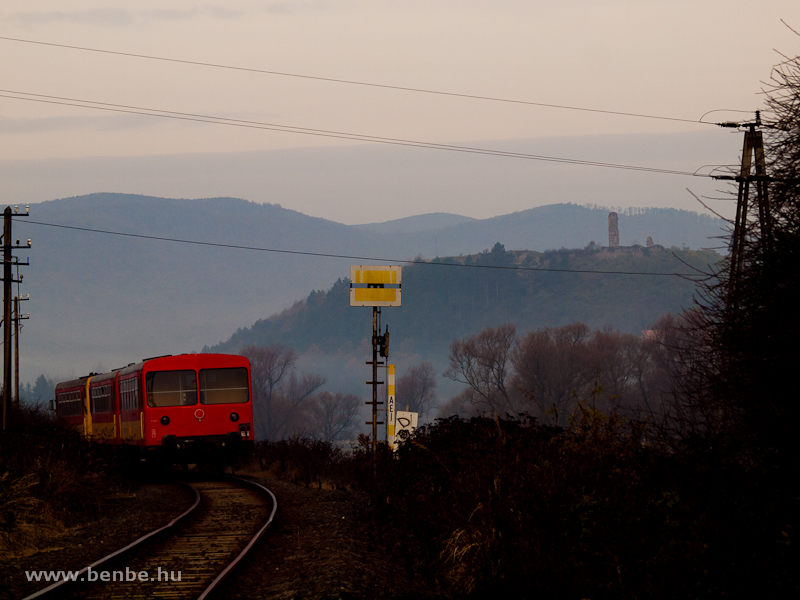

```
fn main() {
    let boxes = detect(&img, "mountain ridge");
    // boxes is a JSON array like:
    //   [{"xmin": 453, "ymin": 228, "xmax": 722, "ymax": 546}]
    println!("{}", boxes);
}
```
[{"xmin": 15, "ymin": 193, "xmax": 724, "ymax": 386}]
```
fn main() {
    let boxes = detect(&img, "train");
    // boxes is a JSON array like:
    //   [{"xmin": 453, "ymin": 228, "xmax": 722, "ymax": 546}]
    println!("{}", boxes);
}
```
[{"xmin": 52, "ymin": 353, "xmax": 253, "ymax": 464}]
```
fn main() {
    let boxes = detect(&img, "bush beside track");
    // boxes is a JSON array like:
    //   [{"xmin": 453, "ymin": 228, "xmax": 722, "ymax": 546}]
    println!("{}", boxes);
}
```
[
  {"xmin": 246, "ymin": 436, "xmax": 370, "ymax": 491},
  {"xmin": 5, "ymin": 405, "xmax": 796, "ymax": 598},
  {"xmin": 371, "ymin": 410, "xmax": 796, "ymax": 599},
  {"xmin": 237, "ymin": 411, "xmax": 797, "ymax": 599},
  {"xmin": 0, "ymin": 405, "xmax": 112, "ymax": 561}
]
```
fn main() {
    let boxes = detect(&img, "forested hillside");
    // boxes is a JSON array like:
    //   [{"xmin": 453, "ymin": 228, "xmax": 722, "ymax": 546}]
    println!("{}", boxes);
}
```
[
  {"xmin": 208, "ymin": 243, "xmax": 721, "ymax": 357},
  {"xmin": 18, "ymin": 192, "xmax": 723, "ymax": 386}
]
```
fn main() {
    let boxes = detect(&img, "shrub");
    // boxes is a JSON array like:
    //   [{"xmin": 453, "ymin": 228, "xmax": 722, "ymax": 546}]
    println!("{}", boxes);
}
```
[{"xmin": 0, "ymin": 404, "xmax": 107, "ymax": 559}]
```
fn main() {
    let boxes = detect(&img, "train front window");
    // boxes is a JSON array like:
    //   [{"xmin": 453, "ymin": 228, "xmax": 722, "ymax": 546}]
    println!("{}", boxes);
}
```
[
  {"xmin": 199, "ymin": 368, "xmax": 249, "ymax": 405},
  {"xmin": 146, "ymin": 370, "xmax": 197, "ymax": 407}
]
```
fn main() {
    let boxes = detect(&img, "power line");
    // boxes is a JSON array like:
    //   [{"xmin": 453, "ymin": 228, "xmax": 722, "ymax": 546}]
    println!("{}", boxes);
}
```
[
  {"xmin": 23, "ymin": 219, "xmax": 711, "ymax": 279},
  {"xmin": 0, "ymin": 90, "xmax": 710, "ymax": 177},
  {"xmin": 0, "ymin": 35, "xmax": 716, "ymax": 126}
]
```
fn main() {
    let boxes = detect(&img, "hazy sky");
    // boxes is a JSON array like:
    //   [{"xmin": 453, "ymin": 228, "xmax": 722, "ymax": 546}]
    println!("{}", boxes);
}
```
[{"xmin": 1, "ymin": 1, "xmax": 799, "ymax": 222}]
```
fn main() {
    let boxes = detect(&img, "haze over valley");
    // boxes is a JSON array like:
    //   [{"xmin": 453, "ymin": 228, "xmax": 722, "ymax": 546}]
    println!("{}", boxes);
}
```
[{"xmin": 17, "ymin": 193, "xmax": 724, "ymax": 404}]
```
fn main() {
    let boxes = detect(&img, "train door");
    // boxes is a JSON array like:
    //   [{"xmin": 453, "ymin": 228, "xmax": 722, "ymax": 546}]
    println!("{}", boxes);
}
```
[
  {"xmin": 84, "ymin": 377, "xmax": 93, "ymax": 438},
  {"xmin": 119, "ymin": 375, "xmax": 144, "ymax": 445},
  {"xmin": 89, "ymin": 377, "xmax": 116, "ymax": 442},
  {"xmin": 113, "ymin": 378, "xmax": 121, "ymax": 445}
]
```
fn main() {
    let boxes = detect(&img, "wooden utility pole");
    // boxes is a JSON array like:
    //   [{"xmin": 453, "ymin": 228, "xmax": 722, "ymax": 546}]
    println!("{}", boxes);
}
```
[
  {"xmin": 716, "ymin": 112, "xmax": 772, "ymax": 297},
  {"xmin": 1, "ymin": 205, "xmax": 31, "ymax": 430},
  {"xmin": 3, "ymin": 207, "xmax": 12, "ymax": 430},
  {"xmin": 13, "ymin": 296, "xmax": 19, "ymax": 406}
]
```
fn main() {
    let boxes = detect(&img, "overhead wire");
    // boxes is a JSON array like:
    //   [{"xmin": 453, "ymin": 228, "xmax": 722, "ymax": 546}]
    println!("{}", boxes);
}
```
[
  {"xmin": 0, "ymin": 35, "xmax": 720, "ymax": 126},
  {"xmin": 0, "ymin": 90, "xmax": 710, "ymax": 177},
  {"xmin": 22, "ymin": 219, "xmax": 713, "ymax": 279},
  {"xmin": 1, "ymin": 36, "xmax": 729, "ymax": 280}
]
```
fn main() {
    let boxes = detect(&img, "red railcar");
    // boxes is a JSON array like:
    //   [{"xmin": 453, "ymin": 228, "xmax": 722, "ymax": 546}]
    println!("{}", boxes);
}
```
[{"xmin": 54, "ymin": 354, "xmax": 253, "ymax": 462}]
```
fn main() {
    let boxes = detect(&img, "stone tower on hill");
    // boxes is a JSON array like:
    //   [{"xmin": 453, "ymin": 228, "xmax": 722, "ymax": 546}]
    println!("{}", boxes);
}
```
[{"xmin": 608, "ymin": 212, "xmax": 619, "ymax": 247}]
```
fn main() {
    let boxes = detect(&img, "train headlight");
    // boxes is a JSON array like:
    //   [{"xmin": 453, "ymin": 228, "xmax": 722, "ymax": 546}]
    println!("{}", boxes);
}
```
[
  {"xmin": 230, "ymin": 412, "xmax": 239, "ymax": 422},
  {"xmin": 160, "ymin": 415, "xmax": 170, "ymax": 426}
]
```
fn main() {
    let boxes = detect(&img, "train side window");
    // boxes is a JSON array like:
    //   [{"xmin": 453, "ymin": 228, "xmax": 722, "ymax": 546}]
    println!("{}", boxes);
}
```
[
  {"xmin": 58, "ymin": 391, "xmax": 81, "ymax": 417},
  {"xmin": 121, "ymin": 379, "xmax": 130, "ymax": 411},
  {"xmin": 129, "ymin": 377, "xmax": 140, "ymax": 410},
  {"xmin": 121, "ymin": 377, "xmax": 141, "ymax": 410},
  {"xmin": 199, "ymin": 368, "xmax": 249, "ymax": 405},
  {"xmin": 91, "ymin": 385, "xmax": 111, "ymax": 413},
  {"xmin": 146, "ymin": 370, "xmax": 197, "ymax": 407}
]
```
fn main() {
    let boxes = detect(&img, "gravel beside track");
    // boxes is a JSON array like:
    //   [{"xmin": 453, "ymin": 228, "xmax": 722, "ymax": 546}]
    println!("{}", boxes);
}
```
[
  {"xmin": 60, "ymin": 478, "xmax": 274, "ymax": 599},
  {"xmin": 0, "ymin": 482, "xmax": 197, "ymax": 600},
  {"xmin": 214, "ymin": 475, "xmax": 434, "ymax": 600},
  {"xmin": 2, "ymin": 474, "xmax": 437, "ymax": 600}
]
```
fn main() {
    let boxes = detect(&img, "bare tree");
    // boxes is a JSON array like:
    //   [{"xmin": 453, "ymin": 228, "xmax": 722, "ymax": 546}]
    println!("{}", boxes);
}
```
[
  {"xmin": 441, "ymin": 320, "xmax": 699, "ymax": 427},
  {"xmin": 587, "ymin": 327, "xmax": 647, "ymax": 414},
  {"xmin": 636, "ymin": 312, "xmax": 690, "ymax": 428},
  {"xmin": 436, "ymin": 388, "xmax": 482, "ymax": 419},
  {"xmin": 242, "ymin": 345, "xmax": 295, "ymax": 402},
  {"xmin": 309, "ymin": 391, "xmax": 361, "ymax": 443},
  {"xmin": 397, "ymin": 361, "xmax": 438, "ymax": 419},
  {"xmin": 241, "ymin": 344, "xmax": 324, "ymax": 440},
  {"xmin": 676, "ymin": 53, "xmax": 800, "ymax": 462},
  {"xmin": 444, "ymin": 324, "xmax": 519, "ymax": 414},
  {"xmin": 511, "ymin": 323, "xmax": 593, "ymax": 424}
]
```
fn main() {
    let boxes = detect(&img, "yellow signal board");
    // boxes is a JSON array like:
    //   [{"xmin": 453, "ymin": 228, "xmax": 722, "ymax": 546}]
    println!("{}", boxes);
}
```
[{"xmin": 350, "ymin": 265, "xmax": 402, "ymax": 306}]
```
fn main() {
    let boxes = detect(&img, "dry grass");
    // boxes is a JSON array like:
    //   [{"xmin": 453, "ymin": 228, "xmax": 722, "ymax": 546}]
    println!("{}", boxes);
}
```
[
  {"xmin": 0, "ymin": 473, "xmax": 66, "ymax": 561},
  {"xmin": 0, "ymin": 406, "xmax": 107, "ymax": 561},
  {"xmin": 244, "ymin": 436, "xmax": 362, "ymax": 491}
]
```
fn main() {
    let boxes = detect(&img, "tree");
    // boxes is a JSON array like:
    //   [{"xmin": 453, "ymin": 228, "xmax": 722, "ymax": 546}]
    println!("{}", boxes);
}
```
[
  {"xmin": 274, "ymin": 371, "xmax": 326, "ymax": 438},
  {"xmin": 511, "ymin": 323, "xmax": 593, "ymax": 424},
  {"xmin": 444, "ymin": 324, "xmax": 519, "ymax": 414},
  {"xmin": 586, "ymin": 327, "xmax": 650, "ymax": 414},
  {"xmin": 241, "ymin": 344, "xmax": 325, "ymax": 440},
  {"xmin": 30, "ymin": 375, "xmax": 55, "ymax": 403},
  {"xmin": 309, "ymin": 391, "xmax": 361, "ymax": 443},
  {"xmin": 396, "ymin": 361, "xmax": 438, "ymax": 419},
  {"xmin": 675, "ymin": 52, "xmax": 800, "ymax": 464}
]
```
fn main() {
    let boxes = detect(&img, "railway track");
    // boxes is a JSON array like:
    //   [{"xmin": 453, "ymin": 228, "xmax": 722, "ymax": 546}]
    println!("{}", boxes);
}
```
[{"xmin": 23, "ymin": 476, "xmax": 277, "ymax": 600}]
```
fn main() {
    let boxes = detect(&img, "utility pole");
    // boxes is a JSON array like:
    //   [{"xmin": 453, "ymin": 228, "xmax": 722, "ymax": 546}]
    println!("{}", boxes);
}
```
[
  {"xmin": 13, "ymin": 296, "xmax": 19, "ymax": 406},
  {"xmin": 1, "ymin": 205, "xmax": 31, "ymax": 430},
  {"xmin": 716, "ymin": 111, "xmax": 772, "ymax": 296},
  {"xmin": 12, "ymin": 296, "xmax": 29, "ymax": 407},
  {"xmin": 3, "ymin": 207, "xmax": 12, "ymax": 429}
]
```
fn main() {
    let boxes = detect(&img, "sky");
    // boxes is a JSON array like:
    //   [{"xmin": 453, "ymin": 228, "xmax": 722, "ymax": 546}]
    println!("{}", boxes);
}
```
[
  {"xmin": 1, "ymin": 1, "xmax": 799, "ymax": 386},
  {"xmin": 1, "ymin": 0, "xmax": 799, "ymax": 224}
]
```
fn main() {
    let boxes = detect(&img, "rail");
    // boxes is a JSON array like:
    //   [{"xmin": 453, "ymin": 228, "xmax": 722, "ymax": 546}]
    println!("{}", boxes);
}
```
[{"xmin": 22, "ymin": 476, "xmax": 277, "ymax": 600}]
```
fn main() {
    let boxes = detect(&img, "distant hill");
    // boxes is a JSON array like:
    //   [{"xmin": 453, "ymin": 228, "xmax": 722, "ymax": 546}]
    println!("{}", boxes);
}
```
[
  {"xmin": 352, "ymin": 213, "xmax": 477, "ymax": 234},
  {"xmin": 206, "ymin": 243, "xmax": 722, "ymax": 401},
  {"xmin": 15, "ymin": 193, "xmax": 725, "ymax": 386},
  {"xmin": 367, "ymin": 204, "xmax": 726, "ymax": 259},
  {"xmin": 208, "ymin": 243, "xmax": 721, "ymax": 355}
]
